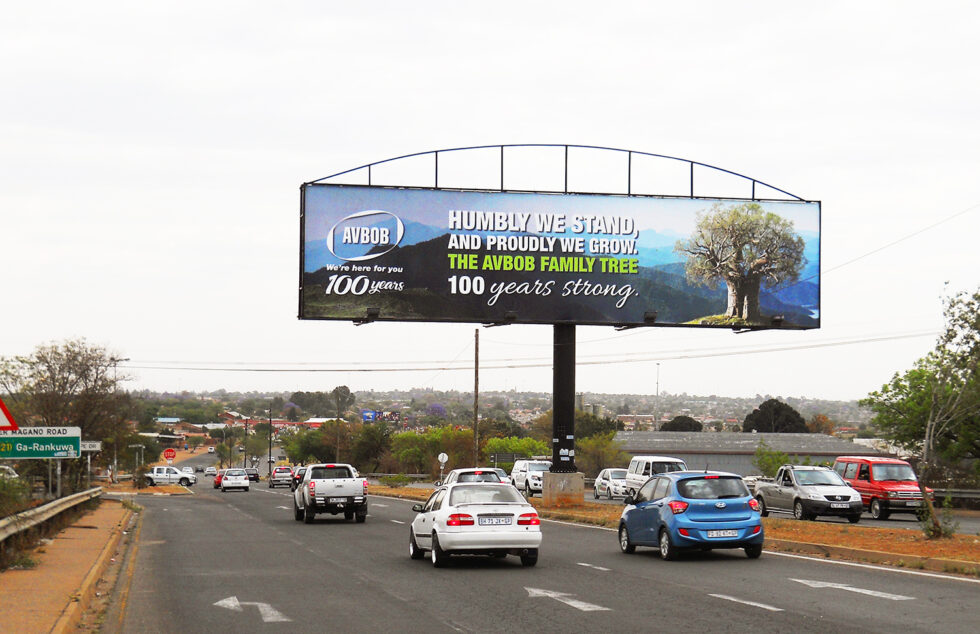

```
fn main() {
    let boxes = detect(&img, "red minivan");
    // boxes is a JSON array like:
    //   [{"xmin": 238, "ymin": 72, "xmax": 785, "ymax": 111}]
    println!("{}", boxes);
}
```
[{"xmin": 832, "ymin": 456, "xmax": 933, "ymax": 520}]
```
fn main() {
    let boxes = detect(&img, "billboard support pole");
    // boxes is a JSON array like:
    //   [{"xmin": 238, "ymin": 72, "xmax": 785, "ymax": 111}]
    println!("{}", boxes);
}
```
[{"xmin": 551, "ymin": 324, "xmax": 577, "ymax": 473}]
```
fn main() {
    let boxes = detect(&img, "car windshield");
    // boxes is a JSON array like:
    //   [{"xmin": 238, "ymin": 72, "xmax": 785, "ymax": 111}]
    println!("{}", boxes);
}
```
[
  {"xmin": 653, "ymin": 461, "xmax": 686, "ymax": 473},
  {"xmin": 309, "ymin": 466, "xmax": 352, "ymax": 479},
  {"xmin": 226, "ymin": 469, "xmax": 245, "ymax": 476},
  {"xmin": 795, "ymin": 470, "xmax": 846, "ymax": 486},
  {"xmin": 609, "ymin": 469, "xmax": 627, "ymax": 479},
  {"xmin": 528, "ymin": 463, "xmax": 551, "ymax": 472},
  {"xmin": 449, "ymin": 485, "xmax": 526, "ymax": 506},
  {"xmin": 457, "ymin": 472, "xmax": 501, "ymax": 482},
  {"xmin": 872, "ymin": 464, "xmax": 917, "ymax": 482},
  {"xmin": 677, "ymin": 477, "xmax": 749, "ymax": 499}
]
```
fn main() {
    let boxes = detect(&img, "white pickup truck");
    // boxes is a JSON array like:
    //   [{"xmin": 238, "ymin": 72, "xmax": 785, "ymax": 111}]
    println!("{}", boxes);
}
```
[
  {"xmin": 293, "ymin": 463, "xmax": 368, "ymax": 524},
  {"xmin": 145, "ymin": 465, "xmax": 197, "ymax": 487}
]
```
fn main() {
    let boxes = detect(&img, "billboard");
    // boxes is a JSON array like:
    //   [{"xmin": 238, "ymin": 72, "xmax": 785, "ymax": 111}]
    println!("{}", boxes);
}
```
[{"xmin": 301, "ymin": 185, "xmax": 820, "ymax": 329}]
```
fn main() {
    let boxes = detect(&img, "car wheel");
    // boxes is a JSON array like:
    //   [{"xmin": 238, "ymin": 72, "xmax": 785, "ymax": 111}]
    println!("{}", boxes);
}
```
[
  {"xmin": 293, "ymin": 500, "xmax": 303, "ymax": 522},
  {"xmin": 520, "ymin": 548, "xmax": 538, "ymax": 567},
  {"xmin": 607, "ymin": 487, "xmax": 613, "ymax": 500},
  {"xmin": 793, "ymin": 500, "xmax": 810, "ymax": 521},
  {"xmin": 593, "ymin": 487, "xmax": 599, "ymax": 500},
  {"xmin": 269, "ymin": 481, "xmax": 273, "ymax": 488},
  {"xmin": 355, "ymin": 512, "xmax": 367, "ymax": 523},
  {"xmin": 431, "ymin": 534, "xmax": 448, "ymax": 568},
  {"xmin": 757, "ymin": 496, "xmax": 769, "ymax": 517},
  {"xmin": 178, "ymin": 478, "xmax": 190, "ymax": 486},
  {"xmin": 847, "ymin": 514, "xmax": 861, "ymax": 524},
  {"xmin": 870, "ymin": 498, "xmax": 890, "ymax": 520},
  {"xmin": 659, "ymin": 529, "xmax": 677, "ymax": 561},
  {"xmin": 344, "ymin": 511, "xmax": 354, "ymax": 521},
  {"xmin": 409, "ymin": 529, "xmax": 425, "ymax": 560},
  {"xmin": 524, "ymin": 483, "xmax": 532, "ymax": 498},
  {"xmin": 619, "ymin": 524, "xmax": 636, "ymax": 554},
  {"xmin": 304, "ymin": 505, "xmax": 315, "ymax": 524},
  {"xmin": 744, "ymin": 544, "xmax": 763, "ymax": 559}
]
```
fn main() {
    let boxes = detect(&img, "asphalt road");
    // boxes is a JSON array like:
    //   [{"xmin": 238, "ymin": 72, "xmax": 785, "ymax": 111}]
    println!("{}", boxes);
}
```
[{"xmin": 112, "ymin": 462, "xmax": 979, "ymax": 633}]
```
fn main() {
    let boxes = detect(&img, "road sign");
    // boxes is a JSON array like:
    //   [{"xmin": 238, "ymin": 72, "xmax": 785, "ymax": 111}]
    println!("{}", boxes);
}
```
[
  {"xmin": 0, "ymin": 396, "xmax": 19, "ymax": 431},
  {"xmin": 438, "ymin": 452, "xmax": 448, "ymax": 465},
  {"xmin": 0, "ymin": 426, "xmax": 81, "ymax": 459},
  {"xmin": 163, "ymin": 448, "xmax": 177, "ymax": 460},
  {"xmin": 80, "ymin": 441, "xmax": 102, "ymax": 452}
]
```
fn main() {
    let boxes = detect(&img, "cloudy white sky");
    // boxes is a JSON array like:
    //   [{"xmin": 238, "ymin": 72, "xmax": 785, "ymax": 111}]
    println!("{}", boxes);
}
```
[{"xmin": 2, "ymin": 1, "xmax": 978, "ymax": 402}]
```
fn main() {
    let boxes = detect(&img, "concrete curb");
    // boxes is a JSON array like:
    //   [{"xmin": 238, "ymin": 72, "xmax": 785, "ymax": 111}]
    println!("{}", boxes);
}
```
[
  {"xmin": 51, "ymin": 503, "xmax": 133, "ymax": 634},
  {"xmin": 766, "ymin": 538, "xmax": 980, "ymax": 576}
]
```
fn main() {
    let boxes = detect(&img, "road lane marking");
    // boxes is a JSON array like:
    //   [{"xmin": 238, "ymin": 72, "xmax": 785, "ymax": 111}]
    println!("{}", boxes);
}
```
[
  {"xmin": 277, "ymin": 506, "xmax": 289, "ymax": 510},
  {"xmin": 768, "ymin": 552, "xmax": 980, "ymax": 584},
  {"xmin": 373, "ymin": 503, "xmax": 389, "ymax": 507},
  {"xmin": 525, "ymin": 587, "xmax": 610, "ymax": 612},
  {"xmin": 214, "ymin": 596, "xmax": 292, "ymax": 622},
  {"xmin": 576, "ymin": 562, "xmax": 610, "ymax": 571},
  {"xmin": 791, "ymin": 578, "xmax": 914, "ymax": 600},
  {"xmin": 390, "ymin": 519, "xmax": 405, "ymax": 524},
  {"xmin": 708, "ymin": 594, "xmax": 784, "ymax": 612}
]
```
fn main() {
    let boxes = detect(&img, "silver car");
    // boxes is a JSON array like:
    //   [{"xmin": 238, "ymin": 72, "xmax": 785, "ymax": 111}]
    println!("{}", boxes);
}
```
[{"xmin": 594, "ymin": 468, "xmax": 628, "ymax": 499}]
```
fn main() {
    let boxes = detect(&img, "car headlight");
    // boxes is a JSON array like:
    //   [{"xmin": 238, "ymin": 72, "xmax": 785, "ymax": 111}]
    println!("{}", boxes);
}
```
[
  {"xmin": 807, "ymin": 493, "xmax": 823, "ymax": 501},
  {"xmin": 887, "ymin": 491, "xmax": 898, "ymax": 498}
]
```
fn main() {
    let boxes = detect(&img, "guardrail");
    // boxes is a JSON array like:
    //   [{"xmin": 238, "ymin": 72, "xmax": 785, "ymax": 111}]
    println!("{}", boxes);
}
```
[{"xmin": 0, "ymin": 487, "xmax": 102, "ymax": 544}]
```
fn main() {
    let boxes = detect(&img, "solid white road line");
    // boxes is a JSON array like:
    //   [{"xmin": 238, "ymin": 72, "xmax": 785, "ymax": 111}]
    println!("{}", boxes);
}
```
[
  {"xmin": 708, "ymin": 594, "xmax": 784, "ymax": 612},
  {"xmin": 576, "ymin": 562, "xmax": 611, "ymax": 571}
]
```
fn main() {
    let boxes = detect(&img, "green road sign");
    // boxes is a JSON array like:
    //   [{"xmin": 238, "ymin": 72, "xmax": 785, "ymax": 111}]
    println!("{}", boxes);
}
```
[{"xmin": 0, "ymin": 426, "xmax": 81, "ymax": 459}]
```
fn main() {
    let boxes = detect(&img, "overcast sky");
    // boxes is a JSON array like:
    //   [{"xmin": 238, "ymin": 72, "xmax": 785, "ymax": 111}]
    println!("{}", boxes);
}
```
[{"xmin": 2, "ymin": 1, "xmax": 978, "ymax": 403}]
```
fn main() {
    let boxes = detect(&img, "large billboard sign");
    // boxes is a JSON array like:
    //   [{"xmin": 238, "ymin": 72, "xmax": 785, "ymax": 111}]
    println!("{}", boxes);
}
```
[
  {"xmin": 301, "ymin": 184, "xmax": 820, "ymax": 329},
  {"xmin": 0, "ymin": 427, "xmax": 81, "ymax": 459}
]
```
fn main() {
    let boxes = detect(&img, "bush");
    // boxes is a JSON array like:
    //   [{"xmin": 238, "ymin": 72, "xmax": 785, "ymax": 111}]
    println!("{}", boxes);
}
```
[
  {"xmin": 0, "ymin": 477, "xmax": 31, "ymax": 516},
  {"xmin": 917, "ymin": 494, "xmax": 960, "ymax": 539},
  {"xmin": 379, "ymin": 474, "xmax": 413, "ymax": 488}
]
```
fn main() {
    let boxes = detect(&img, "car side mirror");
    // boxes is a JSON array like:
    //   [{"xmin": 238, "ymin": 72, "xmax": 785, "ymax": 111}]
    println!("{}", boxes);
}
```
[
  {"xmin": 412, "ymin": 504, "xmax": 424, "ymax": 512},
  {"xmin": 434, "ymin": 481, "xmax": 442, "ymax": 487},
  {"xmin": 623, "ymin": 495, "xmax": 634, "ymax": 506}
]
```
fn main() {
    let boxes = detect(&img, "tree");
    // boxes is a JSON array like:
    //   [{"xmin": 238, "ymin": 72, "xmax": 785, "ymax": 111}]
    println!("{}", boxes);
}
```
[
  {"xmin": 752, "ymin": 440, "xmax": 792, "ymax": 477},
  {"xmin": 575, "ymin": 432, "xmax": 630, "ymax": 477},
  {"xmin": 661, "ymin": 415, "xmax": 703, "ymax": 432},
  {"xmin": 742, "ymin": 399, "xmax": 808, "ymax": 433},
  {"xmin": 675, "ymin": 202, "xmax": 806, "ymax": 321},
  {"xmin": 861, "ymin": 287, "xmax": 980, "ymax": 535},
  {"xmin": 352, "ymin": 423, "xmax": 392, "ymax": 472},
  {"xmin": 807, "ymin": 414, "xmax": 836, "ymax": 435}
]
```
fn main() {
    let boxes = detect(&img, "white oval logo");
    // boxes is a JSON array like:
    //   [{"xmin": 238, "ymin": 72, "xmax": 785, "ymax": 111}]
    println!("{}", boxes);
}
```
[{"xmin": 327, "ymin": 210, "xmax": 405, "ymax": 262}]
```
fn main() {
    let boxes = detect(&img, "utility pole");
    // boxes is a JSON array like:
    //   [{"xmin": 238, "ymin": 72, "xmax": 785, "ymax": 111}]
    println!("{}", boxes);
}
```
[
  {"xmin": 268, "ymin": 404, "xmax": 273, "ymax": 477},
  {"xmin": 473, "ymin": 328, "xmax": 479, "ymax": 467}
]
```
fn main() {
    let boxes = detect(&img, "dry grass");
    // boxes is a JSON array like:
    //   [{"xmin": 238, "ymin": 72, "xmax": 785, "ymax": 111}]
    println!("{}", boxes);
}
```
[{"xmin": 369, "ymin": 485, "xmax": 980, "ymax": 565}]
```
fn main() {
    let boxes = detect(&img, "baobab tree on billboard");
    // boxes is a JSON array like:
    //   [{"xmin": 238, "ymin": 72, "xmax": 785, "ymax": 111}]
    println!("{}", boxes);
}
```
[{"xmin": 675, "ymin": 202, "xmax": 806, "ymax": 323}]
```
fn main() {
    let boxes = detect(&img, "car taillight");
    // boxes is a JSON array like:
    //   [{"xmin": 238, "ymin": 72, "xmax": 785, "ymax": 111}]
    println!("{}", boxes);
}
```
[
  {"xmin": 517, "ymin": 513, "xmax": 540, "ymax": 525},
  {"xmin": 748, "ymin": 498, "xmax": 761, "ymax": 512},
  {"xmin": 447, "ymin": 514, "xmax": 474, "ymax": 526},
  {"xmin": 668, "ymin": 500, "xmax": 689, "ymax": 514},
  {"xmin": 678, "ymin": 528, "xmax": 690, "ymax": 537},
  {"xmin": 309, "ymin": 481, "xmax": 316, "ymax": 495},
  {"xmin": 752, "ymin": 525, "xmax": 762, "ymax": 534},
  {"xmin": 363, "ymin": 479, "xmax": 369, "ymax": 494}
]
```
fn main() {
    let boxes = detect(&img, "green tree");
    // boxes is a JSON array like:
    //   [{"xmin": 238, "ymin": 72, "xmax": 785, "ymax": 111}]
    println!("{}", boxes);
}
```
[
  {"xmin": 861, "ymin": 288, "xmax": 980, "ymax": 535},
  {"xmin": 352, "ymin": 423, "xmax": 392, "ymax": 472},
  {"xmin": 752, "ymin": 439, "xmax": 791, "ymax": 477},
  {"xmin": 661, "ymin": 415, "xmax": 703, "ymax": 431},
  {"xmin": 742, "ymin": 399, "xmax": 808, "ymax": 433},
  {"xmin": 575, "ymin": 432, "xmax": 630, "ymax": 477},
  {"xmin": 675, "ymin": 202, "xmax": 806, "ymax": 321}
]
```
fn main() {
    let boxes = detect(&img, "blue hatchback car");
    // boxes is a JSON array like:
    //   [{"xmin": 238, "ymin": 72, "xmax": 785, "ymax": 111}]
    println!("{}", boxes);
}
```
[{"xmin": 618, "ymin": 471, "xmax": 763, "ymax": 560}]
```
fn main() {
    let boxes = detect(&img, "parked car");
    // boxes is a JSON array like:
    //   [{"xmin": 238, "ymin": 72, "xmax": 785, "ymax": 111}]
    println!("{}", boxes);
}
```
[
  {"xmin": 290, "ymin": 466, "xmax": 307, "ymax": 491},
  {"xmin": 208, "ymin": 446, "xmax": 215, "ymax": 454},
  {"xmin": 221, "ymin": 468, "xmax": 250, "ymax": 492},
  {"xmin": 833, "ymin": 456, "xmax": 934, "ymax": 520},
  {"xmin": 625, "ymin": 456, "xmax": 688, "ymax": 498},
  {"xmin": 205, "ymin": 466, "xmax": 217, "ymax": 476},
  {"xmin": 618, "ymin": 471, "xmax": 763, "ymax": 560},
  {"xmin": 269, "ymin": 466, "xmax": 293, "ymax": 488},
  {"xmin": 594, "ymin": 468, "xmax": 628, "ymax": 499},
  {"xmin": 511, "ymin": 459, "xmax": 552, "ymax": 497},
  {"xmin": 753, "ymin": 465, "xmax": 862, "ymax": 522},
  {"xmin": 213, "ymin": 469, "xmax": 226, "ymax": 489},
  {"xmin": 0, "ymin": 465, "xmax": 18, "ymax": 479},
  {"xmin": 145, "ymin": 465, "xmax": 197, "ymax": 487},
  {"xmin": 409, "ymin": 483, "xmax": 542, "ymax": 567},
  {"xmin": 439, "ymin": 468, "xmax": 506, "ymax": 486},
  {"xmin": 244, "ymin": 468, "xmax": 260, "ymax": 482}
]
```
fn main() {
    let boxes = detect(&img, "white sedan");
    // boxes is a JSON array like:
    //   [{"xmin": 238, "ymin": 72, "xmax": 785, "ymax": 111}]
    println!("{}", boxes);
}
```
[
  {"xmin": 409, "ymin": 483, "xmax": 542, "ymax": 567},
  {"xmin": 220, "ymin": 468, "xmax": 250, "ymax": 492}
]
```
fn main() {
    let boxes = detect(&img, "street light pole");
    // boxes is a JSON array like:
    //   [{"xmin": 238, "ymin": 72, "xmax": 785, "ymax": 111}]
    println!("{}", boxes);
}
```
[
  {"xmin": 268, "ymin": 404, "xmax": 273, "ymax": 477},
  {"xmin": 243, "ymin": 418, "xmax": 248, "ymax": 468}
]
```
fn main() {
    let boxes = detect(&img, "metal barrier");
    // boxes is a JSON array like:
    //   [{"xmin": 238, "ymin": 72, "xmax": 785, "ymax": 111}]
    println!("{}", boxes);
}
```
[{"xmin": 0, "ymin": 487, "xmax": 102, "ymax": 544}]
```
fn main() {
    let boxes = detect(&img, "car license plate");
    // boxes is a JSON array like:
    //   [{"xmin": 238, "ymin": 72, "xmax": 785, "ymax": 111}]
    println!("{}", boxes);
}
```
[
  {"xmin": 329, "ymin": 497, "xmax": 346, "ymax": 503},
  {"xmin": 907, "ymin": 500, "xmax": 921, "ymax": 507},
  {"xmin": 706, "ymin": 529, "xmax": 738, "ymax": 538},
  {"xmin": 479, "ymin": 517, "xmax": 512, "ymax": 526},
  {"xmin": 830, "ymin": 502, "xmax": 848, "ymax": 508}
]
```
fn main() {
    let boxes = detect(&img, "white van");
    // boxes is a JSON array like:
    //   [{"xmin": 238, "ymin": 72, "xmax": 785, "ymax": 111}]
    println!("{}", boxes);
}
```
[{"xmin": 625, "ymin": 455, "xmax": 688, "ymax": 497}]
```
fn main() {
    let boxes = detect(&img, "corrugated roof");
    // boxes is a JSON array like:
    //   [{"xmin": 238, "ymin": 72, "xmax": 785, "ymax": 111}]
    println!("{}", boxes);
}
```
[{"xmin": 615, "ymin": 431, "xmax": 886, "ymax": 456}]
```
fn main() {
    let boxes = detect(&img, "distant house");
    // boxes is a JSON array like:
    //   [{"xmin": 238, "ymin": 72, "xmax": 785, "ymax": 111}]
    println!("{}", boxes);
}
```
[
  {"xmin": 153, "ymin": 417, "xmax": 182, "ymax": 426},
  {"xmin": 614, "ymin": 431, "xmax": 888, "ymax": 476}
]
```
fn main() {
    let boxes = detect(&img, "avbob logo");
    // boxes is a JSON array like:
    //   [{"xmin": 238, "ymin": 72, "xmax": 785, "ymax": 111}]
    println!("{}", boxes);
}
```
[{"xmin": 326, "ymin": 210, "xmax": 405, "ymax": 262}]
